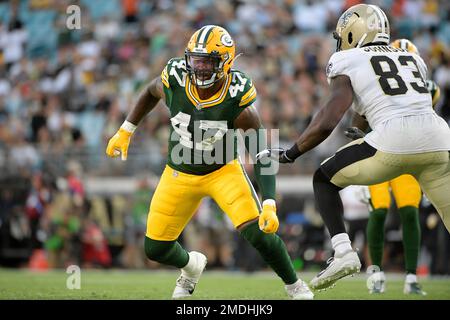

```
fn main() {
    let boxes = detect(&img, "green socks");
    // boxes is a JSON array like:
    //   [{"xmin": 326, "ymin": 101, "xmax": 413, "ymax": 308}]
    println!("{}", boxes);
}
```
[
  {"xmin": 144, "ymin": 224, "xmax": 299, "ymax": 286},
  {"xmin": 399, "ymin": 206, "xmax": 420, "ymax": 274},
  {"xmin": 367, "ymin": 208, "xmax": 388, "ymax": 268},
  {"xmin": 367, "ymin": 206, "xmax": 420, "ymax": 274},
  {"xmin": 144, "ymin": 236, "xmax": 189, "ymax": 268},
  {"xmin": 143, "ymin": 206, "xmax": 419, "ymax": 279},
  {"xmin": 240, "ymin": 222, "xmax": 297, "ymax": 285}
]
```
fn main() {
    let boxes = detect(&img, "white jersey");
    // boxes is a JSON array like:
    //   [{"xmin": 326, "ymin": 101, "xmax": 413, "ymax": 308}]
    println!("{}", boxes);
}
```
[{"xmin": 326, "ymin": 45, "xmax": 450, "ymax": 154}]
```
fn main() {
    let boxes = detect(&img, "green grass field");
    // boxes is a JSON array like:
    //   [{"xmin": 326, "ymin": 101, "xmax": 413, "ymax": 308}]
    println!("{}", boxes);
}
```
[{"xmin": 0, "ymin": 269, "xmax": 449, "ymax": 300}]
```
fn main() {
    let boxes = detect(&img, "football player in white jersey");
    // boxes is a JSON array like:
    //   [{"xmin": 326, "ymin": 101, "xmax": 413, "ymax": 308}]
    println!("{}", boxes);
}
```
[
  {"xmin": 345, "ymin": 39, "xmax": 439, "ymax": 296},
  {"xmin": 257, "ymin": 4, "xmax": 450, "ymax": 291}
]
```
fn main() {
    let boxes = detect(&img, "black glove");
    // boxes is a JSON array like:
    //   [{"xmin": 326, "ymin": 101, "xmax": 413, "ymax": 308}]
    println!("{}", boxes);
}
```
[
  {"xmin": 344, "ymin": 127, "xmax": 365, "ymax": 140},
  {"xmin": 278, "ymin": 148, "xmax": 295, "ymax": 163},
  {"xmin": 256, "ymin": 145, "xmax": 301, "ymax": 164},
  {"xmin": 269, "ymin": 148, "xmax": 296, "ymax": 163}
]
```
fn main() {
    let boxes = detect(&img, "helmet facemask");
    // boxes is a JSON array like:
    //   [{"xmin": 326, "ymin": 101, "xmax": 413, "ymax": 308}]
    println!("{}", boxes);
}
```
[
  {"xmin": 333, "ymin": 31, "xmax": 342, "ymax": 52},
  {"xmin": 185, "ymin": 51, "xmax": 225, "ymax": 89}
]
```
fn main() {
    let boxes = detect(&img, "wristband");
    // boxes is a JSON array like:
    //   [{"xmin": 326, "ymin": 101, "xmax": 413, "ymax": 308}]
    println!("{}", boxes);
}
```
[
  {"xmin": 121, "ymin": 120, "xmax": 137, "ymax": 133},
  {"xmin": 286, "ymin": 144, "xmax": 303, "ymax": 160},
  {"xmin": 262, "ymin": 199, "xmax": 276, "ymax": 207}
]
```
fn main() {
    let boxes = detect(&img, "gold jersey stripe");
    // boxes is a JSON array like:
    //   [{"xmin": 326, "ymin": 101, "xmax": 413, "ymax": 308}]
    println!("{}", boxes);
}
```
[
  {"xmin": 239, "ymin": 89, "xmax": 257, "ymax": 106},
  {"xmin": 185, "ymin": 74, "xmax": 232, "ymax": 109},
  {"xmin": 240, "ymin": 85, "xmax": 256, "ymax": 102},
  {"xmin": 239, "ymin": 90, "xmax": 256, "ymax": 105},
  {"xmin": 239, "ymin": 89, "xmax": 257, "ymax": 107},
  {"xmin": 239, "ymin": 93, "xmax": 256, "ymax": 107},
  {"xmin": 161, "ymin": 66, "xmax": 170, "ymax": 88}
]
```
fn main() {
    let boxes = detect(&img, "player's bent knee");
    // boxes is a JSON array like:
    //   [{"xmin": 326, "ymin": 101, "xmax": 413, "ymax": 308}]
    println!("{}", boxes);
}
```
[
  {"xmin": 236, "ymin": 217, "xmax": 258, "ymax": 232},
  {"xmin": 398, "ymin": 202, "xmax": 420, "ymax": 209},
  {"xmin": 313, "ymin": 168, "xmax": 343, "ymax": 193},
  {"xmin": 240, "ymin": 221, "xmax": 266, "ymax": 242},
  {"xmin": 372, "ymin": 208, "xmax": 387, "ymax": 218},
  {"xmin": 240, "ymin": 221, "xmax": 262, "ymax": 243},
  {"xmin": 399, "ymin": 206, "xmax": 418, "ymax": 223},
  {"xmin": 144, "ymin": 236, "xmax": 174, "ymax": 262},
  {"xmin": 313, "ymin": 168, "xmax": 330, "ymax": 185}
]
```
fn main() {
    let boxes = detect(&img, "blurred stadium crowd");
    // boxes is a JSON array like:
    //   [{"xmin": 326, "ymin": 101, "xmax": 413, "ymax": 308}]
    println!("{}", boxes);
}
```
[{"xmin": 0, "ymin": 0, "xmax": 449, "ymax": 274}]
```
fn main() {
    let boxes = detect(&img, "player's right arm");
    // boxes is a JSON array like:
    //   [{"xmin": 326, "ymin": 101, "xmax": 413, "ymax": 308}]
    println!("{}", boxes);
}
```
[
  {"xmin": 105, "ymin": 76, "xmax": 165, "ymax": 160},
  {"xmin": 126, "ymin": 77, "xmax": 165, "ymax": 125}
]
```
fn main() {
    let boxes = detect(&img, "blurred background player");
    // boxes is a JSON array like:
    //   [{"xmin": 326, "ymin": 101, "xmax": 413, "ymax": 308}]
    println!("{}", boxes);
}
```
[
  {"xmin": 106, "ymin": 25, "xmax": 313, "ymax": 300},
  {"xmin": 346, "ymin": 39, "xmax": 441, "ymax": 295}
]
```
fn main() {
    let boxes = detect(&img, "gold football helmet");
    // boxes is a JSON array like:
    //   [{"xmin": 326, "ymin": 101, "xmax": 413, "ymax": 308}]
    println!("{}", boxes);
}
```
[
  {"xmin": 390, "ymin": 38, "xmax": 419, "ymax": 54},
  {"xmin": 185, "ymin": 25, "xmax": 236, "ymax": 88},
  {"xmin": 333, "ymin": 4, "xmax": 390, "ymax": 51}
]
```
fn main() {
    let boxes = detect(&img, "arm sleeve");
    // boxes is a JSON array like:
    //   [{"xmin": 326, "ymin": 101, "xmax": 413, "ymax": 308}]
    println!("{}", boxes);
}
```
[
  {"xmin": 244, "ymin": 126, "xmax": 276, "ymax": 201},
  {"xmin": 235, "ymin": 72, "xmax": 274, "ymax": 200}
]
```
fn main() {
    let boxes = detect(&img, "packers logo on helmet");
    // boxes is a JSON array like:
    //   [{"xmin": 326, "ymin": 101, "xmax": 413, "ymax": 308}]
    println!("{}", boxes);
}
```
[
  {"xmin": 390, "ymin": 39, "xmax": 419, "ymax": 55},
  {"xmin": 185, "ymin": 25, "xmax": 236, "ymax": 88},
  {"xmin": 333, "ymin": 4, "xmax": 390, "ymax": 52},
  {"xmin": 221, "ymin": 34, "xmax": 234, "ymax": 47}
]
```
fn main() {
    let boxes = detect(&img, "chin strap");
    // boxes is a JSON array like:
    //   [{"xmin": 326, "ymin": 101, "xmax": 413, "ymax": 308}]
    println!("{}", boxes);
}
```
[
  {"xmin": 224, "ymin": 52, "xmax": 242, "ymax": 72},
  {"xmin": 231, "ymin": 52, "xmax": 243, "ymax": 64}
]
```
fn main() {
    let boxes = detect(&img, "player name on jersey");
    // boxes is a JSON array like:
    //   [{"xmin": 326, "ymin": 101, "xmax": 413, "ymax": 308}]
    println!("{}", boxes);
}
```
[{"xmin": 363, "ymin": 45, "xmax": 404, "ymax": 53}]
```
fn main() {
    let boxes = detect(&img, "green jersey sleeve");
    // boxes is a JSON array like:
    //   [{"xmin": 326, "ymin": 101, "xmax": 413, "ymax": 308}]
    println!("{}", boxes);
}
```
[
  {"xmin": 160, "ymin": 57, "xmax": 187, "ymax": 107},
  {"xmin": 229, "ymin": 70, "xmax": 257, "ymax": 108}
]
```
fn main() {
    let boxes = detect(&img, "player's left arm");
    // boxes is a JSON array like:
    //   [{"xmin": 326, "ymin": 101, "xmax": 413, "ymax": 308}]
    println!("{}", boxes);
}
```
[
  {"xmin": 234, "ymin": 105, "xmax": 278, "ymax": 233},
  {"xmin": 273, "ymin": 75, "xmax": 354, "ymax": 163},
  {"xmin": 106, "ymin": 76, "xmax": 165, "ymax": 160}
]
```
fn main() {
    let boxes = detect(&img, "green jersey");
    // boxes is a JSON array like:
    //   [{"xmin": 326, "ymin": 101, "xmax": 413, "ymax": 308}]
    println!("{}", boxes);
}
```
[{"xmin": 161, "ymin": 57, "xmax": 257, "ymax": 175}]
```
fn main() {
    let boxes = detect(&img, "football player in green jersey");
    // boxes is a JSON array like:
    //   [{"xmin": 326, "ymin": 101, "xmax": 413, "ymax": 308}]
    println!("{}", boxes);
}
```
[{"xmin": 106, "ymin": 25, "xmax": 313, "ymax": 300}]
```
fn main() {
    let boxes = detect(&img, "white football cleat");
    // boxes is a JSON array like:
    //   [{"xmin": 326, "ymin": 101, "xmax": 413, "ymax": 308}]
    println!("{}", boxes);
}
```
[
  {"xmin": 285, "ymin": 279, "xmax": 314, "ymax": 300},
  {"xmin": 368, "ymin": 271, "xmax": 386, "ymax": 294},
  {"xmin": 172, "ymin": 251, "xmax": 207, "ymax": 299},
  {"xmin": 310, "ymin": 250, "xmax": 361, "ymax": 290},
  {"xmin": 404, "ymin": 282, "xmax": 427, "ymax": 296}
]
